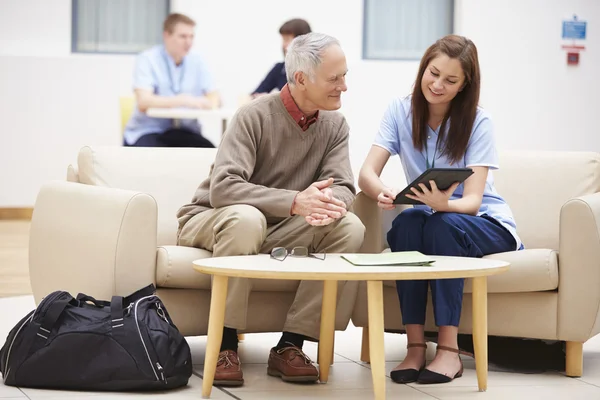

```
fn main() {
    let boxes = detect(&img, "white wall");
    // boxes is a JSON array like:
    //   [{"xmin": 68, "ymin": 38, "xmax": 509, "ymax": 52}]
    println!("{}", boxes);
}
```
[
  {"xmin": 458, "ymin": 0, "xmax": 599, "ymax": 151},
  {"xmin": 0, "ymin": 0, "xmax": 598, "ymax": 207}
]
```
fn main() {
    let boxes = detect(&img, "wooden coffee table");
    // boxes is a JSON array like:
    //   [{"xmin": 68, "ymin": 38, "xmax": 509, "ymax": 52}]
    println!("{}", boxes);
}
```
[{"xmin": 193, "ymin": 254, "xmax": 509, "ymax": 399}]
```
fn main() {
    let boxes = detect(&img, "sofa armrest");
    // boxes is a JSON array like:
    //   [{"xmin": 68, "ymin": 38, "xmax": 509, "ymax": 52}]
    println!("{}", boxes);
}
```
[
  {"xmin": 67, "ymin": 164, "xmax": 79, "ymax": 182},
  {"xmin": 558, "ymin": 192, "xmax": 600, "ymax": 341},
  {"xmin": 352, "ymin": 192, "xmax": 412, "ymax": 253},
  {"xmin": 353, "ymin": 192, "xmax": 384, "ymax": 253},
  {"xmin": 29, "ymin": 181, "xmax": 158, "ymax": 305}
]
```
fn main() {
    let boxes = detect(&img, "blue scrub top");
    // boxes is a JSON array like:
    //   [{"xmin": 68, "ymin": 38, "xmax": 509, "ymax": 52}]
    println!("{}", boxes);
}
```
[
  {"xmin": 124, "ymin": 45, "xmax": 216, "ymax": 145},
  {"xmin": 374, "ymin": 95, "xmax": 522, "ymax": 250}
]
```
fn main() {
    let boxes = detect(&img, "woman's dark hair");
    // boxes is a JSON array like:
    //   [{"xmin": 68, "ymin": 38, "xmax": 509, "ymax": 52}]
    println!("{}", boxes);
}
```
[{"xmin": 411, "ymin": 34, "xmax": 481, "ymax": 164}]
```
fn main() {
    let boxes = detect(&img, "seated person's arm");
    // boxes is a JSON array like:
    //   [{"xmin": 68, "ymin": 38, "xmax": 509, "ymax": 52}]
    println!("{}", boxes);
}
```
[
  {"xmin": 440, "ymin": 166, "xmax": 487, "ymax": 215},
  {"xmin": 251, "ymin": 64, "xmax": 280, "ymax": 98},
  {"xmin": 315, "ymin": 119, "xmax": 357, "ymax": 209},
  {"xmin": 433, "ymin": 116, "xmax": 497, "ymax": 215},
  {"xmin": 358, "ymin": 99, "xmax": 400, "ymax": 208},
  {"xmin": 135, "ymin": 88, "xmax": 200, "ymax": 112},
  {"xmin": 209, "ymin": 109, "xmax": 298, "ymax": 218},
  {"xmin": 358, "ymin": 145, "xmax": 392, "ymax": 200}
]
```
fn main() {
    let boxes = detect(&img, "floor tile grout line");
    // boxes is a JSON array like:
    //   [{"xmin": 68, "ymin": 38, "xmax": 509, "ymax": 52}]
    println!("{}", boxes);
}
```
[
  {"xmin": 328, "ymin": 352, "xmax": 443, "ymax": 399},
  {"xmin": 330, "ymin": 353, "xmax": 595, "ymax": 393},
  {"xmin": 192, "ymin": 370, "xmax": 243, "ymax": 400},
  {"xmin": 332, "ymin": 350, "xmax": 389, "ymax": 369},
  {"xmin": 17, "ymin": 387, "xmax": 32, "ymax": 399},
  {"xmin": 332, "ymin": 353, "xmax": 441, "ymax": 399},
  {"xmin": 407, "ymin": 384, "xmax": 443, "ymax": 399},
  {"xmin": 573, "ymin": 378, "xmax": 600, "ymax": 389}
]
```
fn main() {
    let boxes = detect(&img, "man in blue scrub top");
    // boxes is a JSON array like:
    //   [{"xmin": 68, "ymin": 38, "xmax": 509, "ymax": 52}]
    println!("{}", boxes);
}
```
[{"xmin": 124, "ymin": 13, "xmax": 221, "ymax": 147}]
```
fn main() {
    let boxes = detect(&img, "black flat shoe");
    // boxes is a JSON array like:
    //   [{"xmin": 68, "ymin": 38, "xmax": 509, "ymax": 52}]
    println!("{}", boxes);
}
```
[
  {"xmin": 417, "ymin": 345, "xmax": 464, "ymax": 384},
  {"xmin": 391, "ymin": 343, "xmax": 427, "ymax": 384}
]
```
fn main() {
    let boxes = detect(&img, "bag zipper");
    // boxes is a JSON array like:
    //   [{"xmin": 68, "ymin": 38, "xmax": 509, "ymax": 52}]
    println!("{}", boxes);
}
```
[
  {"xmin": 156, "ymin": 362, "xmax": 166, "ymax": 383},
  {"xmin": 155, "ymin": 302, "xmax": 169, "ymax": 324},
  {"xmin": 133, "ymin": 295, "xmax": 167, "ymax": 383},
  {"xmin": 2, "ymin": 313, "xmax": 33, "ymax": 383}
]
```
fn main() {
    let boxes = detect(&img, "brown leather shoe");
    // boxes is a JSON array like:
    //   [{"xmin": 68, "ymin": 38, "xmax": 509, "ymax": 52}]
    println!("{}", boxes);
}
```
[
  {"xmin": 267, "ymin": 346, "xmax": 319, "ymax": 383},
  {"xmin": 213, "ymin": 350, "xmax": 243, "ymax": 387}
]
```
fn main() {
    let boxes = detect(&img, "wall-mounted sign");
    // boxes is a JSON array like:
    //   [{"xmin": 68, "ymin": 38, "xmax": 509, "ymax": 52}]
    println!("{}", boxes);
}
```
[{"xmin": 562, "ymin": 15, "xmax": 586, "ymax": 66}]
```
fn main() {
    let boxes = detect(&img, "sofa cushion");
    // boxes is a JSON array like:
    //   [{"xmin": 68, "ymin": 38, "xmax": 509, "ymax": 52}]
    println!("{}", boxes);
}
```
[
  {"xmin": 76, "ymin": 146, "xmax": 218, "ymax": 246},
  {"xmin": 467, "ymin": 249, "xmax": 558, "ymax": 293},
  {"xmin": 383, "ymin": 249, "xmax": 558, "ymax": 294},
  {"xmin": 156, "ymin": 245, "xmax": 301, "ymax": 292},
  {"xmin": 157, "ymin": 245, "xmax": 213, "ymax": 290}
]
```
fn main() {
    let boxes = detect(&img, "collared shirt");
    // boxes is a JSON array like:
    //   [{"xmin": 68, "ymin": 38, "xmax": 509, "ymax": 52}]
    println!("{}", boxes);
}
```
[
  {"xmin": 123, "ymin": 45, "xmax": 216, "ymax": 145},
  {"xmin": 373, "ymin": 95, "xmax": 522, "ymax": 251},
  {"xmin": 279, "ymin": 84, "xmax": 318, "ymax": 131},
  {"xmin": 253, "ymin": 62, "xmax": 287, "ymax": 94}
]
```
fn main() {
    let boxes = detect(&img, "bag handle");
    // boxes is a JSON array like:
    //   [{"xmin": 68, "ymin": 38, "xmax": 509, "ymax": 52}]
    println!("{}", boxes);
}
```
[
  {"xmin": 40, "ymin": 296, "xmax": 76, "ymax": 333},
  {"xmin": 124, "ymin": 284, "xmax": 156, "ymax": 304},
  {"xmin": 76, "ymin": 294, "xmax": 110, "ymax": 308},
  {"xmin": 110, "ymin": 296, "xmax": 125, "ymax": 323}
]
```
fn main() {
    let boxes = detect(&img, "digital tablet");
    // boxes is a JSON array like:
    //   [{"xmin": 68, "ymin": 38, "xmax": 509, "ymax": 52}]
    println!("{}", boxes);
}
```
[{"xmin": 393, "ymin": 168, "xmax": 474, "ymax": 205}]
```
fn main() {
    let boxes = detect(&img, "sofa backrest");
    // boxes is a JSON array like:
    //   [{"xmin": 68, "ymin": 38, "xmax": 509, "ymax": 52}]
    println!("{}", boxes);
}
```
[
  {"xmin": 493, "ymin": 150, "xmax": 600, "ymax": 250},
  {"xmin": 73, "ymin": 146, "xmax": 600, "ymax": 251},
  {"xmin": 74, "ymin": 146, "xmax": 217, "ymax": 246}
]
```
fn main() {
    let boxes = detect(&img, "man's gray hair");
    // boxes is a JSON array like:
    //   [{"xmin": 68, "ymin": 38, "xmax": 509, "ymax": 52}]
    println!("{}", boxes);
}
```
[{"xmin": 285, "ymin": 32, "xmax": 341, "ymax": 85}]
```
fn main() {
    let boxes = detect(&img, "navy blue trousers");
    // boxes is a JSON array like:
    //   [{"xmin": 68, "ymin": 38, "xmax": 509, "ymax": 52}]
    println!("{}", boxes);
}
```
[
  {"xmin": 125, "ymin": 128, "xmax": 215, "ymax": 148},
  {"xmin": 387, "ymin": 208, "xmax": 517, "ymax": 327}
]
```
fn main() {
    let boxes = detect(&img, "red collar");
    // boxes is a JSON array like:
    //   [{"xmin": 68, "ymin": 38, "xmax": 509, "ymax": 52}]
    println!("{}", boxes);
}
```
[{"xmin": 279, "ymin": 84, "xmax": 319, "ymax": 131}]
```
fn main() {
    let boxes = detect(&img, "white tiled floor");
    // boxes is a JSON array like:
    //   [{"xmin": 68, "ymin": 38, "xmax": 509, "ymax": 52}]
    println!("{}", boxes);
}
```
[{"xmin": 2, "ymin": 295, "xmax": 600, "ymax": 399}]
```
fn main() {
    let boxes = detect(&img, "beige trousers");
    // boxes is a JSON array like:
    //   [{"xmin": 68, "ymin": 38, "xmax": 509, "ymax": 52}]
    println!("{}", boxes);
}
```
[{"xmin": 178, "ymin": 204, "xmax": 365, "ymax": 339}]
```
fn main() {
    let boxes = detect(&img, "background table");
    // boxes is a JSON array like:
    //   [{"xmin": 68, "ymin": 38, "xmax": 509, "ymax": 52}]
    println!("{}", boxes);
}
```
[{"xmin": 146, "ymin": 107, "xmax": 237, "ymax": 145}]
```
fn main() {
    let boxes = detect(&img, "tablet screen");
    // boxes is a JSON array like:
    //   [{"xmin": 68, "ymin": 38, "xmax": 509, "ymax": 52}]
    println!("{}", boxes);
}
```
[{"xmin": 393, "ymin": 168, "xmax": 474, "ymax": 205}]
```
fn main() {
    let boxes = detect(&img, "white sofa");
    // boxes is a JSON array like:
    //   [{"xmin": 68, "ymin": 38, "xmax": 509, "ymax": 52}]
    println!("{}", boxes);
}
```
[
  {"xmin": 28, "ymin": 146, "xmax": 600, "ymax": 377},
  {"xmin": 28, "ymin": 146, "xmax": 359, "ymax": 337}
]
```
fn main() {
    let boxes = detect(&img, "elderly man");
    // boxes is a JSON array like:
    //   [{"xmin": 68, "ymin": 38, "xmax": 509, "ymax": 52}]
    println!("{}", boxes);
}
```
[{"xmin": 176, "ymin": 32, "xmax": 365, "ymax": 386}]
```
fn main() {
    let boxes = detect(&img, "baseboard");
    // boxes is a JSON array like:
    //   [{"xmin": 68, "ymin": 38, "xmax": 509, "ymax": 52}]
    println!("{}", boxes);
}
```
[{"xmin": 0, "ymin": 208, "xmax": 33, "ymax": 220}]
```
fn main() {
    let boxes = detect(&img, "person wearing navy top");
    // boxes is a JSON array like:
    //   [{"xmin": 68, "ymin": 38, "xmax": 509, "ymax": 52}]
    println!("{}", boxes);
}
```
[
  {"xmin": 124, "ymin": 13, "xmax": 220, "ymax": 147},
  {"xmin": 251, "ymin": 19, "xmax": 311, "ymax": 98},
  {"xmin": 359, "ymin": 35, "xmax": 523, "ymax": 385}
]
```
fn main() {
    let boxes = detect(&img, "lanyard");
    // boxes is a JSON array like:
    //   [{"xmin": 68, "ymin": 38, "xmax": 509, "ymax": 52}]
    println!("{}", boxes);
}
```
[
  {"xmin": 424, "ymin": 143, "xmax": 438, "ymax": 169},
  {"xmin": 162, "ymin": 52, "xmax": 185, "ymax": 94}
]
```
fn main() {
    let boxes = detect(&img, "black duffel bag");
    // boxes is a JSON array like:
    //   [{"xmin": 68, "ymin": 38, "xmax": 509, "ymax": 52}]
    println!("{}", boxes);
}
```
[{"xmin": 0, "ymin": 284, "xmax": 192, "ymax": 391}]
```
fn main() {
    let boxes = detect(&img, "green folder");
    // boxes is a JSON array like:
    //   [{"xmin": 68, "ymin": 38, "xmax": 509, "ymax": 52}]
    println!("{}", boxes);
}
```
[{"xmin": 341, "ymin": 252, "xmax": 435, "ymax": 266}]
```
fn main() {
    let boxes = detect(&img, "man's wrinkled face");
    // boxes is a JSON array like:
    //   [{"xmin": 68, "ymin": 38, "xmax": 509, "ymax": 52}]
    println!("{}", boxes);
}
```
[{"xmin": 302, "ymin": 45, "xmax": 348, "ymax": 111}]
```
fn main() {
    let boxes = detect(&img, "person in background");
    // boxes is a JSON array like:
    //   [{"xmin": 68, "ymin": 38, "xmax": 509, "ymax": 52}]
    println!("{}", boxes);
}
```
[
  {"xmin": 358, "ymin": 34, "xmax": 523, "ymax": 385},
  {"xmin": 123, "ymin": 13, "xmax": 220, "ymax": 147},
  {"xmin": 250, "ymin": 18, "xmax": 312, "ymax": 98}
]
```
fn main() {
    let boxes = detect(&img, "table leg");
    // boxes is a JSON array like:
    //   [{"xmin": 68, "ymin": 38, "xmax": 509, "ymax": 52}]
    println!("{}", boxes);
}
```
[
  {"xmin": 472, "ymin": 276, "xmax": 488, "ymax": 392},
  {"xmin": 202, "ymin": 275, "xmax": 229, "ymax": 398},
  {"xmin": 318, "ymin": 280, "xmax": 338, "ymax": 383},
  {"xmin": 367, "ymin": 281, "xmax": 386, "ymax": 400},
  {"xmin": 317, "ymin": 335, "xmax": 335, "ymax": 366}
]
